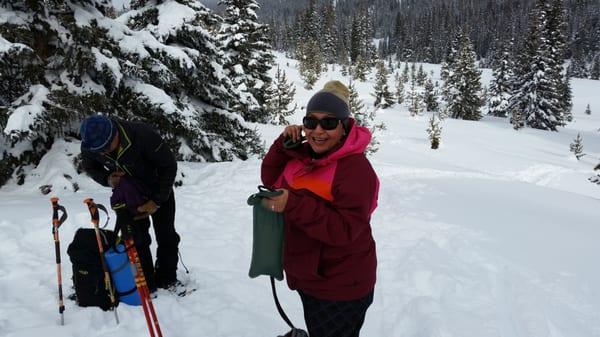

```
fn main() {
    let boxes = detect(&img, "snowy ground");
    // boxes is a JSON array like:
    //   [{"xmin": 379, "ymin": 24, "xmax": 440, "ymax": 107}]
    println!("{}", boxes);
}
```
[{"xmin": 1, "ymin": 54, "xmax": 600, "ymax": 337}]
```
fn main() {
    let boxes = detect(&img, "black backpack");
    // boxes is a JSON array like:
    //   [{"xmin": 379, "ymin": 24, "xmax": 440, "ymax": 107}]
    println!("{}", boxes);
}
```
[{"xmin": 67, "ymin": 228, "xmax": 117, "ymax": 311}]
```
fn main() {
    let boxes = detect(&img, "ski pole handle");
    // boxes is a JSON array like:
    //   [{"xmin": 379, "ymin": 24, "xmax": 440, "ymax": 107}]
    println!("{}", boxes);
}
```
[
  {"xmin": 83, "ymin": 198, "xmax": 99, "ymax": 226},
  {"xmin": 51, "ymin": 197, "xmax": 68, "ymax": 233}
]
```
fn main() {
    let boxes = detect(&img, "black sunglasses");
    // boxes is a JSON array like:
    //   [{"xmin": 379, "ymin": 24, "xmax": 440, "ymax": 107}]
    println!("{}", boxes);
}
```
[{"xmin": 302, "ymin": 116, "xmax": 341, "ymax": 130}]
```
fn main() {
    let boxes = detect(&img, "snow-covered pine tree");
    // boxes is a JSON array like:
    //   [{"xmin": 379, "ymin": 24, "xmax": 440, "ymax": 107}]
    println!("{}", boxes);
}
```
[
  {"xmin": 567, "ymin": 52, "xmax": 588, "ymax": 78},
  {"xmin": 336, "ymin": 24, "xmax": 351, "ymax": 70},
  {"xmin": 295, "ymin": 0, "xmax": 322, "ymax": 88},
  {"xmin": 558, "ymin": 74, "xmax": 573, "ymax": 122},
  {"xmin": 321, "ymin": 0, "xmax": 337, "ymax": 64},
  {"xmin": 406, "ymin": 81, "xmax": 425, "ymax": 117},
  {"xmin": 480, "ymin": 85, "xmax": 489, "ymax": 113},
  {"xmin": 546, "ymin": 0, "xmax": 571, "ymax": 125},
  {"xmin": 446, "ymin": 28, "xmax": 483, "ymax": 121},
  {"xmin": 0, "ymin": 1, "xmax": 263, "ymax": 187},
  {"xmin": 352, "ymin": 54, "xmax": 370, "ymax": 82},
  {"xmin": 349, "ymin": 80, "xmax": 384, "ymax": 155},
  {"xmin": 410, "ymin": 62, "xmax": 417, "ymax": 82},
  {"xmin": 426, "ymin": 114, "xmax": 442, "ymax": 149},
  {"xmin": 218, "ymin": 0, "xmax": 274, "ymax": 123},
  {"xmin": 372, "ymin": 61, "xmax": 395, "ymax": 109},
  {"xmin": 440, "ymin": 32, "xmax": 459, "ymax": 103},
  {"xmin": 297, "ymin": 40, "xmax": 322, "ymax": 89},
  {"xmin": 395, "ymin": 72, "xmax": 405, "ymax": 105},
  {"xmin": 349, "ymin": 7, "xmax": 377, "ymax": 69},
  {"xmin": 570, "ymin": 133, "xmax": 585, "ymax": 160},
  {"xmin": 423, "ymin": 78, "xmax": 439, "ymax": 112},
  {"xmin": 401, "ymin": 62, "xmax": 410, "ymax": 83},
  {"xmin": 488, "ymin": 43, "xmax": 514, "ymax": 117},
  {"xmin": 387, "ymin": 56, "xmax": 394, "ymax": 73},
  {"xmin": 348, "ymin": 80, "xmax": 365, "ymax": 118},
  {"xmin": 509, "ymin": 0, "xmax": 564, "ymax": 131},
  {"xmin": 591, "ymin": 57, "xmax": 600, "ymax": 80},
  {"xmin": 265, "ymin": 66, "xmax": 297, "ymax": 125},
  {"xmin": 416, "ymin": 64, "xmax": 427, "ymax": 86},
  {"xmin": 585, "ymin": 103, "xmax": 591, "ymax": 115}
]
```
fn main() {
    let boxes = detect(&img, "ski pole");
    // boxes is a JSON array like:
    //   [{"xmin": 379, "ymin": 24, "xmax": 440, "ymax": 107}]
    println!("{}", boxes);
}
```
[
  {"xmin": 117, "ymin": 210, "xmax": 163, "ymax": 337},
  {"xmin": 50, "ymin": 197, "xmax": 68, "ymax": 325},
  {"xmin": 83, "ymin": 198, "xmax": 120, "ymax": 325}
]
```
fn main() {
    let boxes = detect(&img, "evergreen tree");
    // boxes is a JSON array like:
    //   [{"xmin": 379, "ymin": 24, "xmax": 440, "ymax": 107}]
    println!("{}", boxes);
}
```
[
  {"xmin": 510, "ymin": 105, "xmax": 526, "ymax": 130},
  {"xmin": 372, "ymin": 61, "xmax": 395, "ymax": 109},
  {"xmin": 321, "ymin": 0, "xmax": 337, "ymax": 64},
  {"xmin": 297, "ymin": 0, "xmax": 320, "ymax": 46},
  {"xmin": 509, "ymin": 0, "xmax": 564, "ymax": 131},
  {"xmin": 446, "ymin": 29, "xmax": 483, "ymax": 121},
  {"xmin": 488, "ymin": 43, "xmax": 514, "ymax": 117},
  {"xmin": 0, "ymin": 1, "xmax": 263, "ymax": 187},
  {"xmin": 410, "ymin": 62, "xmax": 417, "ymax": 82},
  {"xmin": 558, "ymin": 74, "xmax": 573, "ymax": 122},
  {"xmin": 348, "ymin": 80, "xmax": 365, "ymax": 117},
  {"xmin": 570, "ymin": 133, "xmax": 585, "ymax": 160},
  {"xmin": 265, "ymin": 66, "xmax": 297, "ymax": 125},
  {"xmin": 585, "ymin": 103, "xmax": 591, "ymax": 115},
  {"xmin": 349, "ymin": 80, "xmax": 384, "ymax": 154},
  {"xmin": 416, "ymin": 64, "xmax": 427, "ymax": 86},
  {"xmin": 591, "ymin": 57, "xmax": 600, "ymax": 80},
  {"xmin": 218, "ymin": 0, "xmax": 275, "ymax": 123},
  {"xmin": 297, "ymin": 40, "xmax": 322, "ymax": 89},
  {"xmin": 406, "ymin": 81, "xmax": 425, "ymax": 117},
  {"xmin": 423, "ymin": 78, "xmax": 439, "ymax": 112},
  {"xmin": 294, "ymin": 0, "xmax": 323, "ymax": 88},
  {"xmin": 395, "ymin": 72, "xmax": 405, "ymax": 105},
  {"xmin": 352, "ymin": 55, "xmax": 370, "ymax": 82},
  {"xmin": 547, "ymin": 0, "xmax": 571, "ymax": 125},
  {"xmin": 349, "ymin": 8, "xmax": 376, "ymax": 68},
  {"xmin": 440, "ymin": 34, "xmax": 459, "ymax": 103},
  {"xmin": 401, "ymin": 62, "xmax": 410, "ymax": 83},
  {"xmin": 567, "ymin": 52, "xmax": 588, "ymax": 78},
  {"xmin": 426, "ymin": 114, "xmax": 442, "ymax": 149}
]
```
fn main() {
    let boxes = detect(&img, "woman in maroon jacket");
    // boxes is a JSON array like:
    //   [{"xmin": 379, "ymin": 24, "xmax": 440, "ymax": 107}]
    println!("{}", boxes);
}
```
[{"xmin": 261, "ymin": 81, "xmax": 379, "ymax": 337}]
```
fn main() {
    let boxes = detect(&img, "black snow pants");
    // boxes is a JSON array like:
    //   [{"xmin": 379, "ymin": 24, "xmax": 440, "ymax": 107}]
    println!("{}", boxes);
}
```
[
  {"xmin": 132, "ymin": 191, "xmax": 180, "ymax": 291},
  {"xmin": 298, "ymin": 290, "xmax": 374, "ymax": 337}
]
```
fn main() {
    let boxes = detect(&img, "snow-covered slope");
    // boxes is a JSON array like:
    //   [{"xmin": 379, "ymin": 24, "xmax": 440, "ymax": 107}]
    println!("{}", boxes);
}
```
[{"xmin": 1, "ymin": 53, "xmax": 599, "ymax": 337}]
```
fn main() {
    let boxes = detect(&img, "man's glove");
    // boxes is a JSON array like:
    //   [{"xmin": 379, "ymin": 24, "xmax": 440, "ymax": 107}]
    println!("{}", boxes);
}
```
[
  {"xmin": 108, "ymin": 171, "xmax": 125, "ymax": 188},
  {"xmin": 137, "ymin": 200, "xmax": 159, "ymax": 215}
]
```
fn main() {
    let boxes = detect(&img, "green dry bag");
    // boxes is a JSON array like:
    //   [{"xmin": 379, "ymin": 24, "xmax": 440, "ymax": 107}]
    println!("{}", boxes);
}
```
[{"xmin": 247, "ymin": 186, "xmax": 285, "ymax": 281}]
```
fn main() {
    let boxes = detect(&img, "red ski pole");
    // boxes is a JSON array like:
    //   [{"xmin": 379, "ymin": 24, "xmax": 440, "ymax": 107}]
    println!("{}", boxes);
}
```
[
  {"xmin": 119, "ymin": 211, "xmax": 163, "ymax": 337},
  {"xmin": 50, "ymin": 197, "xmax": 67, "ymax": 325},
  {"xmin": 83, "ymin": 198, "xmax": 120, "ymax": 325}
]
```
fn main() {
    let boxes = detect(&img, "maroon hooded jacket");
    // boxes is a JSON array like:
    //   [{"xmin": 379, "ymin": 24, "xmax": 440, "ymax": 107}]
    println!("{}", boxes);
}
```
[{"xmin": 261, "ymin": 119, "xmax": 379, "ymax": 301}]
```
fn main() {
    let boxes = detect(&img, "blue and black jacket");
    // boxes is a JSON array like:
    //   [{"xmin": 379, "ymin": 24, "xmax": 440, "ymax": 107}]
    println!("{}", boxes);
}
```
[{"xmin": 80, "ymin": 119, "xmax": 177, "ymax": 206}]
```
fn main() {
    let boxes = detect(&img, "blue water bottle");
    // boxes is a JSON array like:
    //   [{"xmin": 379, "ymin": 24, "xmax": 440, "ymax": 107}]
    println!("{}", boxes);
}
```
[{"xmin": 104, "ymin": 244, "xmax": 141, "ymax": 306}]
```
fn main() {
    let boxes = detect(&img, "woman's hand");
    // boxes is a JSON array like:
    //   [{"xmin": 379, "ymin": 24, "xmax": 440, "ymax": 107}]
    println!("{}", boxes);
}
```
[
  {"xmin": 262, "ymin": 189, "xmax": 289, "ymax": 213},
  {"xmin": 282, "ymin": 125, "xmax": 303, "ymax": 143}
]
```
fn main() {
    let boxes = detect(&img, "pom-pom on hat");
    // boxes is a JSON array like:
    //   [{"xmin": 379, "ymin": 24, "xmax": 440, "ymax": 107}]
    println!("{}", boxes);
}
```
[
  {"xmin": 306, "ymin": 80, "xmax": 351, "ymax": 120},
  {"xmin": 80, "ymin": 115, "xmax": 115, "ymax": 152}
]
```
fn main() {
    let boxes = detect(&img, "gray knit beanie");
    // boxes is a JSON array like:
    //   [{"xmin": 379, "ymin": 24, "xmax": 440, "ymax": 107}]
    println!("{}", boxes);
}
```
[{"xmin": 306, "ymin": 80, "xmax": 351, "ymax": 120}]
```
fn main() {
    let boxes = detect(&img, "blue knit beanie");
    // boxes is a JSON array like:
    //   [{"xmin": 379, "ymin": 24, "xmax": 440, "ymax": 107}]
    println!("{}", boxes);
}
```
[
  {"xmin": 80, "ymin": 115, "xmax": 115, "ymax": 152},
  {"xmin": 306, "ymin": 80, "xmax": 351, "ymax": 120}
]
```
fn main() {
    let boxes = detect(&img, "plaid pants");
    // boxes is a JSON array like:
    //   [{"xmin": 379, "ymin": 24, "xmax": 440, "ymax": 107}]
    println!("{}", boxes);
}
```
[{"xmin": 298, "ymin": 290, "xmax": 374, "ymax": 337}]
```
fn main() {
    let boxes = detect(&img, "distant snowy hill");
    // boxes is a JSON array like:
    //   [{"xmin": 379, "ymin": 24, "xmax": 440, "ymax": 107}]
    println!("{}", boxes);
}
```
[{"xmin": 0, "ymin": 53, "xmax": 599, "ymax": 337}]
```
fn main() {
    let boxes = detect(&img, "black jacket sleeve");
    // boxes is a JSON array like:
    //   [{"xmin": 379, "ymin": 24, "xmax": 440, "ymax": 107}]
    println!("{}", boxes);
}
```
[
  {"xmin": 139, "ymin": 127, "xmax": 177, "ymax": 205},
  {"xmin": 80, "ymin": 151, "xmax": 111, "ymax": 187}
]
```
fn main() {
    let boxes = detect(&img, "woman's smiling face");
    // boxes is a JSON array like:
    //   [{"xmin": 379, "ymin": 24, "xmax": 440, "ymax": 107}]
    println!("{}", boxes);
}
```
[{"xmin": 303, "ymin": 112, "xmax": 345, "ymax": 154}]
